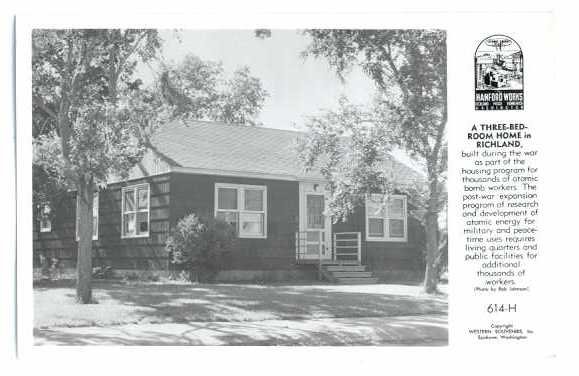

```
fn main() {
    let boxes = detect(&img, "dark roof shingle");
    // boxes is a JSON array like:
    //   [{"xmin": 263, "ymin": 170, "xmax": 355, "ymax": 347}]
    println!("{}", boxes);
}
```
[{"xmin": 150, "ymin": 120, "xmax": 424, "ymax": 186}]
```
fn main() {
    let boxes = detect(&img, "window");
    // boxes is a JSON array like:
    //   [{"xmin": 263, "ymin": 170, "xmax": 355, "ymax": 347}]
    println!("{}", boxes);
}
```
[
  {"xmin": 215, "ymin": 183, "xmax": 267, "ymax": 238},
  {"xmin": 306, "ymin": 195, "xmax": 325, "ymax": 229},
  {"xmin": 365, "ymin": 194, "xmax": 407, "ymax": 242},
  {"xmin": 153, "ymin": 157, "xmax": 162, "ymax": 175},
  {"xmin": 76, "ymin": 192, "xmax": 99, "ymax": 241},
  {"xmin": 39, "ymin": 203, "xmax": 51, "ymax": 233},
  {"xmin": 122, "ymin": 184, "xmax": 150, "ymax": 238}
]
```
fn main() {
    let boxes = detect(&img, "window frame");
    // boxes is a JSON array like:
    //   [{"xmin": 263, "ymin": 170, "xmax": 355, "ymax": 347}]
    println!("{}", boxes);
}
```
[
  {"xmin": 121, "ymin": 183, "xmax": 151, "ymax": 239},
  {"xmin": 76, "ymin": 191, "xmax": 99, "ymax": 241},
  {"xmin": 365, "ymin": 194, "xmax": 408, "ymax": 242},
  {"xmin": 214, "ymin": 183, "xmax": 268, "ymax": 239},
  {"xmin": 39, "ymin": 203, "xmax": 52, "ymax": 233}
]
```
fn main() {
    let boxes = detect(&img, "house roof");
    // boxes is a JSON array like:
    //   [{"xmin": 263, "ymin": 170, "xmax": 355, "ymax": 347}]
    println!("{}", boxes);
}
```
[{"xmin": 149, "ymin": 120, "xmax": 425, "ymax": 186}]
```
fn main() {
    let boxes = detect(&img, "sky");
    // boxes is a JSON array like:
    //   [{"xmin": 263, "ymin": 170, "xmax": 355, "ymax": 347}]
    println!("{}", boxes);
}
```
[
  {"xmin": 138, "ymin": 29, "xmax": 376, "ymax": 131},
  {"xmin": 136, "ymin": 29, "xmax": 423, "ymax": 173}
]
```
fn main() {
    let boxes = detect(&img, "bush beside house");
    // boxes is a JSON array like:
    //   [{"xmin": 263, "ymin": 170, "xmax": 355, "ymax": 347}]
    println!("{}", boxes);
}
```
[{"xmin": 166, "ymin": 214, "xmax": 237, "ymax": 282}]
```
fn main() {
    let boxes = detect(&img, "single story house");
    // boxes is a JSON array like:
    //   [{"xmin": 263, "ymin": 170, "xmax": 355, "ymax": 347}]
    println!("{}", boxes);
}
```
[{"xmin": 33, "ymin": 120, "xmax": 426, "ymax": 282}]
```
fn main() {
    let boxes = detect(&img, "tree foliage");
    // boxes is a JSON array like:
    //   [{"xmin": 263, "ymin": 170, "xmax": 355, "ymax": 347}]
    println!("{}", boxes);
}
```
[
  {"xmin": 299, "ymin": 29, "xmax": 447, "ymax": 293},
  {"xmin": 32, "ymin": 30, "xmax": 269, "ymax": 302},
  {"xmin": 166, "ymin": 214, "xmax": 237, "ymax": 282},
  {"xmin": 32, "ymin": 30, "xmax": 167, "ymax": 191},
  {"xmin": 32, "ymin": 29, "xmax": 161, "ymax": 137},
  {"xmin": 32, "ymin": 29, "xmax": 166, "ymax": 303},
  {"xmin": 158, "ymin": 54, "xmax": 268, "ymax": 126},
  {"xmin": 297, "ymin": 97, "xmax": 429, "ymax": 222},
  {"xmin": 302, "ymin": 30, "xmax": 446, "ymax": 172}
]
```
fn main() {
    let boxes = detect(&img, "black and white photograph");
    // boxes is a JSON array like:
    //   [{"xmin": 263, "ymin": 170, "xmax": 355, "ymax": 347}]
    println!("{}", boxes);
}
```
[
  {"xmin": 474, "ymin": 34, "xmax": 524, "ymax": 110},
  {"xmin": 31, "ymin": 28, "xmax": 448, "ymax": 346},
  {"xmin": 2, "ymin": 2, "xmax": 574, "ymax": 374}
]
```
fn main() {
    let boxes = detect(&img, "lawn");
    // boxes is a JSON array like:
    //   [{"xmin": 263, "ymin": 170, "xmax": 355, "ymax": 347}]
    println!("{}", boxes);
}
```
[{"xmin": 35, "ymin": 280, "xmax": 447, "ymax": 330}]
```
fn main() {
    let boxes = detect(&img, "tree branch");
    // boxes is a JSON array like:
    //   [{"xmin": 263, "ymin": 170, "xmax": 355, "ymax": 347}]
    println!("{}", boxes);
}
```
[
  {"xmin": 384, "ymin": 43, "xmax": 410, "ymax": 103},
  {"xmin": 33, "ymin": 95, "xmax": 57, "ymax": 119}
]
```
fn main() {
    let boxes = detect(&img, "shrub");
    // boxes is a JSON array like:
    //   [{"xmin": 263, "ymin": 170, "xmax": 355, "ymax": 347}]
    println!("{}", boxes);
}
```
[
  {"xmin": 39, "ymin": 255, "xmax": 62, "ymax": 280},
  {"xmin": 92, "ymin": 265, "xmax": 115, "ymax": 279},
  {"xmin": 166, "ymin": 213, "xmax": 236, "ymax": 282}
]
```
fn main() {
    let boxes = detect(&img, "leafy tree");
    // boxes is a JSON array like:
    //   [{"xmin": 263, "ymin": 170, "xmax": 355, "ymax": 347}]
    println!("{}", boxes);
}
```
[
  {"xmin": 158, "ymin": 54, "xmax": 268, "ymax": 126},
  {"xmin": 33, "ymin": 32, "xmax": 268, "ymax": 302},
  {"xmin": 299, "ymin": 30, "xmax": 447, "ymax": 293},
  {"xmin": 32, "ymin": 29, "xmax": 165, "ymax": 303}
]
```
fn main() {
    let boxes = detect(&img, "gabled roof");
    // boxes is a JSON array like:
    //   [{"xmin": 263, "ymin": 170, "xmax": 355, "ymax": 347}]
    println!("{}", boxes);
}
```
[{"xmin": 148, "ymin": 120, "xmax": 424, "ymax": 186}]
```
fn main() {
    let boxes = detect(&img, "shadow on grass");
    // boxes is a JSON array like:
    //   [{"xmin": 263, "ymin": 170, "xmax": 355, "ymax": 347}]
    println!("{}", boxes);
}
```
[
  {"xmin": 35, "ymin": 314, "xmax": 448, "ymax": 346},
  {"xmin": 35, "ymin": 280, "xmax": 447, "ymax": 332}
]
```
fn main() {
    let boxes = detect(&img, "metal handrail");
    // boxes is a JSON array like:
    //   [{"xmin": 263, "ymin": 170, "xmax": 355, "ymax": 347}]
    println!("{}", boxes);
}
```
[
  {"xmin": 296, "ymin": 231, "xmax": 361, "ymax": 277},
  {"xmin": 333, "ymin": 232, "xmax": 361, "ymax": 263}
]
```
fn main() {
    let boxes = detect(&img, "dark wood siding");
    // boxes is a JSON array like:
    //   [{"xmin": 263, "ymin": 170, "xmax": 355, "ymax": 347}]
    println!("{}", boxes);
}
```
[
  {"xmin": 332, "ymin": 204, "xmax": 425, "ymax": 273},
  {"xmin": 33, "ymin": 193, "xmax": 76, "ymax": 268},
  {"xmin": 33, "ymin": 173, "xmax": 172, "ymax": 270},
  {"xmin": 33, "ymin": 170, "xmax": 424, "ymax": 276},
  {"xmin": 170, "ymin": 173, "xmax": 300, "ymax": 270}
]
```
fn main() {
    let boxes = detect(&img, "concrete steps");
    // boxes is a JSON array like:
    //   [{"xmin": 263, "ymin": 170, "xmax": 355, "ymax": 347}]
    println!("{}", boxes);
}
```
[
  {"xmin": 336, "ymin": 277, "xmax": 379, "ymax": 284},
  {"xmin": 332, "ymin": 271, "xmax": 374, "ymax": 278},
  {"xmin": 321, "ymin": 264, "xmax": 379, "ymax": 284},
  {"xmin": 325, "ymin": 265, "xmax": 367, "ymax": 272}
]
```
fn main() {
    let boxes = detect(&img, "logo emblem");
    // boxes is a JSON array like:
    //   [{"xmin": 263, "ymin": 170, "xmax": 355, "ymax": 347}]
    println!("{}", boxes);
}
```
[{"xmin": 475, "ymin": 35, "xmax": 523, "ymax": 110}]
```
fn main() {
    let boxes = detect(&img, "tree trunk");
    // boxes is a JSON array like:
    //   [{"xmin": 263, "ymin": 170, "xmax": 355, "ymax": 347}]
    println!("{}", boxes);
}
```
[
  {"xmin": 423, "ymin": 168, "xmax": 441, "ymax": 294},
  {"xmin": 423, "ymin": 209, "xmax": 439, "ymax": 294},
  {"xmin": 76, "ymin": 182, "xmax": 94, "ymax": 304}
]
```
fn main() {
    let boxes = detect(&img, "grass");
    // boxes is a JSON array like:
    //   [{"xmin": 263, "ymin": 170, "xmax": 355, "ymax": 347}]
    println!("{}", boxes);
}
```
[{"xmin": 34, "ymin": 280, "xmax": 448, "ymax": 329}]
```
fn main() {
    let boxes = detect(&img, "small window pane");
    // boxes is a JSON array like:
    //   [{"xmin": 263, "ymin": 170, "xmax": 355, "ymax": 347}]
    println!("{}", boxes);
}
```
[
  {"xmin": 40, "ymin": 218, "xmax": 51, "ymax": 232},
  {"xmin": 93, "ymin": 218, "xmax": 98, "ymax": 238},
  {"xmin": 40, "ymin": 204, "xmax": 52, "ymax": 232},
  {"xmin": 137, "ymin": 188, "xmax": 148, "ymax": 210},
  {"xmin": 389, "ymin": 197, "xmax": 404, "ymax": 218},
  {"xmin": 136, "ymin": 212, "xmax": 148, "ymax": 235},
  {"xmin": 216, "ymin": 211, "xmax": 238, "ymax": 230},
  {"xmin": 218, "ymin": 188, "xmax": 237, "ymax": 210},
  {"xmin": 123, "ymin": 213, "xmax": 136, "ymax": 236},
  {"xmin": 240, "ymin": 212, "xmax": 264, "ymax": 236},
  {"xmin": 368, "ymin": 218, "xmax": 384, "ymax": 237},
  {"xmin": 93, "ymin": 194, "xmax": 99, "ymax": 215},
  {"xmin": 367, "ymin": 198, "xmax": 386, "ymax": 217},
  {"xmin": 389, "ymin": 219, "xmax": 405, "ymax": 238},
  {"xmin": 93, "ymin": 194, "xmax": 99, "ymax": 239},
  {"xmin": 307, "ymin": 195, "xmax": 325, "ymax": 229},
  {"xmin": 124, "ymin": 190, "xmax": 135, "ymax": 211},
  {"xmin": 244, "ymin": 189, "xmax": 263, "ymax": 211}
]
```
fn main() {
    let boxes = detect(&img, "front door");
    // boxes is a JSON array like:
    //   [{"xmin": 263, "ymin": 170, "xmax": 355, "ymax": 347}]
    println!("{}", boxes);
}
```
[{"xmin": 297, "ymin": 182, "xmax": 332, "ymax": 260}]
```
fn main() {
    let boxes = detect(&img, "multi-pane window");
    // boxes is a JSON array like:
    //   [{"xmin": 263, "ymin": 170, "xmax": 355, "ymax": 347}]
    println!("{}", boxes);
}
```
[
  {"xmin": 39, "ymin": 203, "xmax": 51, "ymax": 233},
  {"xmin": 365, "ymin": 194, "xmax": 407, "ymax": 242},
  {"xmin": 215, "ymin": 183, "xmax": 267, "ymax": 238},
  {"xmin": 76, "ymin": 192, "xmax": 99, "ymax": 240},
  {"xmin": 306, "ymin": 195, "xmax": 325, "ymax": 229},
  {"xmin": 122, "ymin": 184, "xmax": 150, "ymax": 238}
]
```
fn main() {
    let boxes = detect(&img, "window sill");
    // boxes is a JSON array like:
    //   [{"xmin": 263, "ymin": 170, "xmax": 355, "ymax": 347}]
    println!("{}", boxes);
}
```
[
  {"xmin": 121, "ymin": 234, "xmax": 150, "ymax": 239},
  {"xmin": 366, "ymin": 237, "xmax": 408, "ymax": 243}
]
